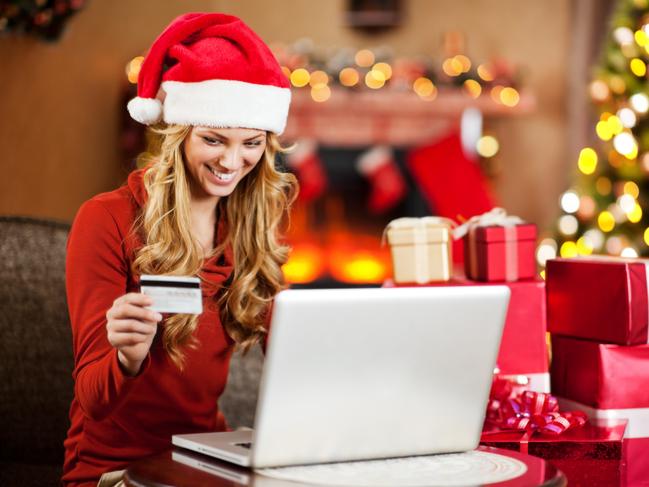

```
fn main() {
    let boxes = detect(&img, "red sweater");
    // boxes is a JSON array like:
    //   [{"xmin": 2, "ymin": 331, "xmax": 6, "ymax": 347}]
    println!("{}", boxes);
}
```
[{"xmin": 62, "ymin": 169, "xmax": 235, "ymax": 486}]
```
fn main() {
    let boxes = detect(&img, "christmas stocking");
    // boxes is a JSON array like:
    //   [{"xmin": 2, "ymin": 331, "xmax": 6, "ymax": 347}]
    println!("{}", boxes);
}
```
[
  {"xmin": 356, "ymin": 146, "xmax": 407, "ymax": 214},
  {"xmin": 286, "ymin": 139, "xmax": 328, "ymax": 203},
  {"xmin": 407, "ymin": 131, "xmax": 496, "ymax": 263}
]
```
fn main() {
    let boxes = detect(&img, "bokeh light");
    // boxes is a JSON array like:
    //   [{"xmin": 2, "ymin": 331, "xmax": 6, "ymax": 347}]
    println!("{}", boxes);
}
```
[
  {"xmin": 598, "ymin": 211, "xmax": 616, "ymax": 232},
  {"xmin": 355, "ymin": 49, "xmax": 375, "ymax": 67},
  {"xmin": 290, "ymin": 68, "xmax": 310, "ymax": 87},
  {"xmin": 577, "ymin": 147, "xmax": 598, "ymax": 174},
  {"xmin": 476, "ymin": 136, "xmax": 500, "ymax": 158},
  {"xmin": 559, "ymin": 215, "xmax": 579, "ymax": 235},
  {"xmin": 560, "ymin": 191, "xmax": 580, "ymax": 213},
  {"xmin": 339, "ymin": 67, "xmax": 360, "ymax": 87}
]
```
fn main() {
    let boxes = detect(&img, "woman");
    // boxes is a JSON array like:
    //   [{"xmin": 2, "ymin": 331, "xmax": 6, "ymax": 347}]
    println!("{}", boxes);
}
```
[{"xmin": 62, "ymin": 13, "xmax": 297, "ymax": 486}]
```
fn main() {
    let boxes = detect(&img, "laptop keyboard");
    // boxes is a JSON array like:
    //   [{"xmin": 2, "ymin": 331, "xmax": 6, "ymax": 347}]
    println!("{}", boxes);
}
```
[{"xmin": 234, "ymin": 442, "xmax": 252, "ymax": 449}]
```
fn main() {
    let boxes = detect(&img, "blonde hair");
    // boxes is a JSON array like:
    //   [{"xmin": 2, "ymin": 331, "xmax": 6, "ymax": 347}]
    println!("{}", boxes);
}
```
[{"xmin": 132, "ymin": 124, "xmax": 297, "ymax": 368}]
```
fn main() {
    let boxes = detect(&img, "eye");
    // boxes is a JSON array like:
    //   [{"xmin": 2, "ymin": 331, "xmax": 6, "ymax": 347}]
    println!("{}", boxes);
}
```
[
  {"xmin": 202, "ymin": 136, "xmax": 221, "ymax": 146},
  {"xmin": 245, "ymin": 141, "xmax": 263, "ymax": 148}
]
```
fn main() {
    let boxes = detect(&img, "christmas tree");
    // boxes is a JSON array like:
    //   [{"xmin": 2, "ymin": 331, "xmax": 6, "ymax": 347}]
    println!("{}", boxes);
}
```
[{"xmin": 547, "ymin": 0, "xmax": 649, "ymax": 266}]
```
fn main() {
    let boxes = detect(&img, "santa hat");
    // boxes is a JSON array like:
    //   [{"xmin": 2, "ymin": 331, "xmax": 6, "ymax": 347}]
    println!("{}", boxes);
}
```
[{"xmin": 127, "ymin": 12, "xmax": 291, "ymax": 134}]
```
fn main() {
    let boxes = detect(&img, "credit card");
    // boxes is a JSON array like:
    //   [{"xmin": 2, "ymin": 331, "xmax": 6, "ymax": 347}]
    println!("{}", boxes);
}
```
[{"xmin": 140, "ymin": 275, "xmax": 203, "ymax": 315}]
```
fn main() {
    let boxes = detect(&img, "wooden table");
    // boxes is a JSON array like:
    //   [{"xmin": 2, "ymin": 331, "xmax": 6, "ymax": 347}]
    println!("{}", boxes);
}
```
[{"xmin": 123, "ymin": 446, "xmax": 566, "ymax": 487}]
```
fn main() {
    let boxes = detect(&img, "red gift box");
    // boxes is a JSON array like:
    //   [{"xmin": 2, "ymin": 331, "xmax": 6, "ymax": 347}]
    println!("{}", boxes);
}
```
[
  {"xmin": 547, "ymin": 257, "xmax": 649, "ymax": 345},
  {"xmin": 384, "ymin": 277, "xmax": 548, "ymax": 384},
  {"xmin": 481, "ymin": 419, "xmax": 627, "ymax": 486},
  {"xmin": 552, "ymin": 335, "xmax": 649, "ymax": 439},
  {"xmin": 625, "ymin": 437, "xmax": 649, "ymax": 486},
  {"xmin": 454, "ymin": 208, "xmax": 537, "ymax": 282}
]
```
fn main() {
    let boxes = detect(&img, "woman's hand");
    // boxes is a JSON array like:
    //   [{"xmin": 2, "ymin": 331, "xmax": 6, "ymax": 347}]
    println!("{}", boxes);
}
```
[{"xmin": 106, "ymin": 293, "xmax": 162, "ymax": 376}]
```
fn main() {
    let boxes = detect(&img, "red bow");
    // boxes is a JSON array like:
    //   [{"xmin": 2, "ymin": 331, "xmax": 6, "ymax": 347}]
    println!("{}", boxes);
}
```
[{"xmin": 486, "ymin": 377, "xmax": 587, "ymax": 436}]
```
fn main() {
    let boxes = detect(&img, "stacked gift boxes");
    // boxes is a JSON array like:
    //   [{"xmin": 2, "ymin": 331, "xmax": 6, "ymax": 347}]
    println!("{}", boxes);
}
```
[
  {"xmin": 384, "ymin": 209, "xmax": 549, "ymax": 392},
  {"xmin": 385, "ymin": 210, "xmax": 640, "ymax": 483},
  {"xmin": 547, "ymin": 257, "xmax": 649, "ymax": 484}
]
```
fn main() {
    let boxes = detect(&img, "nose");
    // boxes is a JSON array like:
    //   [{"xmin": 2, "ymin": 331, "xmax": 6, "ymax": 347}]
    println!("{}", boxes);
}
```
[{"xmin": 219, "ymin": 145, "xmax": 244, "ymax": 171}]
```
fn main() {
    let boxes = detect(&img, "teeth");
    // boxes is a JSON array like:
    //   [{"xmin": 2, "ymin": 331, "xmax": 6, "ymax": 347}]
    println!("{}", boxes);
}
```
[{"xmin": 207, "ymin": 166, "xmax": 235, "ymax": 181}]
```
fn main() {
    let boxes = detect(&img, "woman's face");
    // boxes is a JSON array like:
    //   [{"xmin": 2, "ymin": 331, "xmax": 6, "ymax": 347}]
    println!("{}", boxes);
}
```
[{"xmin": 183, "ymin": 126, "xmax": 267, "ymax": 202}]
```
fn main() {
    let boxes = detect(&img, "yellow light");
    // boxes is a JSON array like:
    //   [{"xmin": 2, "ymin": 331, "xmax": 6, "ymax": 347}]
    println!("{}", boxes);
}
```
[
  {"xmin": 476, "ymin": 136, "xmax": 499, "ymax": 158},
  {"xmin": 560, "ymin": 241, "xmax": 579, "ymax": 258},
  {"xmin": 126, "ymin": 56, "xmax": 144, "ymax": 84},
  {"xmin": 442, "ymin": 57, "xmax": 463, "ymax": 76},
  {"xmin": 477, "ymin": 64, "xmax": 494, "ymax": 81},
  {"xmin": 636, "ymin": 30, "xmax": 648, "ymax": 47},
  {"xmin": 643, "ymin": 227, "xmax": 649, "ymax": 245},
  {"xmin": 596, "ymin": 121, "xmax": 614, "ymax": 141},
  {"xmin": 628, "ymin": 203, "xmax": 643, "ymax": 223},
  {"xmin": 340, "ymin": 256, "xmax": 387, "ymax": 283},
  {"xmin": 454, "ymin": 54, "xmax": 471, "ymax": 72},
  {"xmin": 311, "ymin": 85, "xmax": 331, "ymax": 102},
  {"xmin": 309, "ymin": 70, "xmax": 329, "ymax": 89},
  {"xmin": 372, "ymin": 62, "xmax": 392, "ymax": 80},
  {"xmin": 290, "ymin": 68, "xmax": 310, "ymax": 87},
  {"xmin": 413, "ymin": 77, "xmax": 436, "ymax": 97},
  {"xmin": 598, "ymin": 211, "xmax": 616, "ymax": 232},
  {"xmin": 463, "ymin": 79, "xmax": 482, "ymax": 98},
  {"xmin": 596, "ymin": 177, "xmax": 612, "ymax": 195},
  {"xmin": 369, "ymin": 69, "xmax": 386, "ymax": 82},
  {"xmin": 540, "ymin": 270, "xmax": 546, "ymax": 280},
  {"xmin": 576, "ymin": 236, "xmax": 594, "ymax": 255},
  {"xmin": 631, "ymin": 58, "xmax": 647, "ymax": 77},
  {"xmin": 577, "ymin": 147, "xmax": 598, "ymax": 174},
  {"xmin": 624, "ymin": 181, "xmax": 640, "ymax": 198},
  {"xmin": 355, "ymin": 49, "xmax": 375, "ymax": 67},
  {"xmin": 339, "ymin": 67, "xmax": 360, "ymax": 87},
  {"xmin": 589, "ymin": 80, "xmax": 610, "ymax": 102},
  {"xmin": 500, "ymin": 87, "xmax": 520, "ymax": 107},
  {"xmin": 607, "ymin": 116, "xmax": 624, "ymax": 135},
  {"xmin": 282, "ymin": 247, "xmax": 324, "ymax": 283},
  {"xmin": 281, "ymin": 66, "xmax": 291, "ymax": 79},
  {"xmin": 365, "ymin": 70, "xmax": 386, "ymax": 89}
]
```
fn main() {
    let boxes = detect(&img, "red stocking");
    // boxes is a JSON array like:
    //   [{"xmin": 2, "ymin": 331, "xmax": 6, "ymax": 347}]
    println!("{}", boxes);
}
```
[
  {"xmin": 407, "ymin": 132, "xmax": 496, "ymax": 263},
  {"xmin": 286, "ymin": 139, "xmax": 327, "ymax": 203},
  {"xmin": 356, "ymin": 146, "xmax": 407, "ymax": 214}
]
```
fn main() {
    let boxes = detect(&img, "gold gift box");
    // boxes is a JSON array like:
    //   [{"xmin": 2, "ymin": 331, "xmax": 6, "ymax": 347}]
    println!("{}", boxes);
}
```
[{"xmin": 385, "ymin": 217, "xmax": 453, "ymax": 284}]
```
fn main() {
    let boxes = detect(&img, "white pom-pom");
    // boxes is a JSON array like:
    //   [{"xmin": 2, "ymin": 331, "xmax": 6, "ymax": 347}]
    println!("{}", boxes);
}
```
[{"xmin": 127, "ymin": 97, "xmax": 163, "ymax": 125}]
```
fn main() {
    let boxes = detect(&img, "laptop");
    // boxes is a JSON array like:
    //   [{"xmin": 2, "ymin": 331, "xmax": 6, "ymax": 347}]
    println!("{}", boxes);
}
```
[{"xmin": 172, "ymin": 285, "xmax": 510, "ymax": 468}]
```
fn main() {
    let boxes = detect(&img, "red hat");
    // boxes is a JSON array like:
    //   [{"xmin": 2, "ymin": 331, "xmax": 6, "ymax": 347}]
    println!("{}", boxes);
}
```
[{"xmin": 127, "ymin": 13, "xmax": 291, "ymax": 134}]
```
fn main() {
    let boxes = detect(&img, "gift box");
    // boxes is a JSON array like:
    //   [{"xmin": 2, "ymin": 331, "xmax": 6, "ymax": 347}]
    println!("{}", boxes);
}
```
[
  {"xmin": 551, "ymin": 335, "xmax": 649, "ymax": 438},
  {"xmin": 384, "ymin": 277, "xmax": 549, "ymax": 384},
  {"xmin": 481, "ymin": 419, "xmax": 628, "ymax": 486},
  {"xmin": 384, "ymin": 217, "xmax": 454, "ymax": 284},
  {"xmin": 547, "ymin": 257, "xmax": 649, "ymax": 345},
  {"xmin": 455, "ymin": 208, "xmax": 537, "ymax": 282}
]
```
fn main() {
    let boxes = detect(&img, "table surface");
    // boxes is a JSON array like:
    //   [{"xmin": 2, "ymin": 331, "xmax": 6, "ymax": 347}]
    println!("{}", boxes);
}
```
[{"xmin": 123, "ymin": 446, "xmax": 566, "ymax": 487}]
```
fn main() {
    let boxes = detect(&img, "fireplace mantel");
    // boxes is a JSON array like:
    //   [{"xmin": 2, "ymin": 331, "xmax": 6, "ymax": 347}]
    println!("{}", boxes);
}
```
[{"xmin": 281, "ymin": 87, "xmax": 536, "ymax": 148}]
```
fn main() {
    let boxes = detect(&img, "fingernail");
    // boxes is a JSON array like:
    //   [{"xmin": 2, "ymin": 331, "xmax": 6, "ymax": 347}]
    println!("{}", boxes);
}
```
[{"xmin": 155, "ymin": 313, "xmax": 163, "ymax": 321}]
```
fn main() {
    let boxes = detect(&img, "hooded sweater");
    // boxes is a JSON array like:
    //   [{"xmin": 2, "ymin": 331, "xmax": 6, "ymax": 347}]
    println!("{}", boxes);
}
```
[{"xmin": 62, "ymin": 168, "xmax": 235, "ymax": 486}]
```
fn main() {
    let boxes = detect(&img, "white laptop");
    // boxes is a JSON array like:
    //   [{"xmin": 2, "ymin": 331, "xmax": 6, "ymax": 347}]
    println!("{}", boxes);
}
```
[{"xmin": 172, "ymin": 286, "xmax": 510, "ymax": 469}]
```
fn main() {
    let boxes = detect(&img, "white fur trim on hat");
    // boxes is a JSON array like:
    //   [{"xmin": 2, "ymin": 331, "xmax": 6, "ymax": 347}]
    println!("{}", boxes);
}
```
[
  {"xmin": 127, "ymin": 97, "xmax": 163, "ymax": 125},
  {"xmin": 161, "ymin": 79, "xmax": 291, "ymax": 134}
]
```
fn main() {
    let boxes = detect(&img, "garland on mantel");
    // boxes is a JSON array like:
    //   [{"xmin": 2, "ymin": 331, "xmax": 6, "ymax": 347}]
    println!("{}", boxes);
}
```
[{"xmin": 0, "ymin": 0, "xmax": 85, "ymax": 42}]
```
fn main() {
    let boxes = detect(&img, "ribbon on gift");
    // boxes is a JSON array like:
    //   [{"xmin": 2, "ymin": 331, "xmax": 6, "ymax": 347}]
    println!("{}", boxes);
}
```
[
  {"xmin": 454, "ymin": 208, "xmax": 523, "ymax": 282},
  {"xmin": 484, "ymin": 377, "xmax": 588, "ymax": 453},
  {"xmin": 383, "ymin": 217, "xmax": 457, "ymax": 284}
]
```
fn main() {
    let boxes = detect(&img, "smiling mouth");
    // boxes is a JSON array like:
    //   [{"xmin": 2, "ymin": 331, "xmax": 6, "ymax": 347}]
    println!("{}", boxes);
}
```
[{"xmin": 206, "ymin": 165, "xmax": 236, "ymax": 182}]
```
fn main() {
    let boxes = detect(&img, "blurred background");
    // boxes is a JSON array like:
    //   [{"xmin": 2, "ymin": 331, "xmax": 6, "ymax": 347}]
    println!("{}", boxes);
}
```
[{"xmin": 2, "ymin": 0, "xmax": 644, "ymax": 288}]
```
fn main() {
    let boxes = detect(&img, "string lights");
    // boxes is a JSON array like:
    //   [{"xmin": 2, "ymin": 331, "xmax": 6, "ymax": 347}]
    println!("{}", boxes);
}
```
[{"xmin": 551, "ymin": 0, "xmax": 649, "ymax": 261}]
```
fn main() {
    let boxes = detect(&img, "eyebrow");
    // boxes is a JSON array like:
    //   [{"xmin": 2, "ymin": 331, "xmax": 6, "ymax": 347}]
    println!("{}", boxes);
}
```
[{"xmin": 199, "ymin": 129, "xmax": 265, "ymax": 141}]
